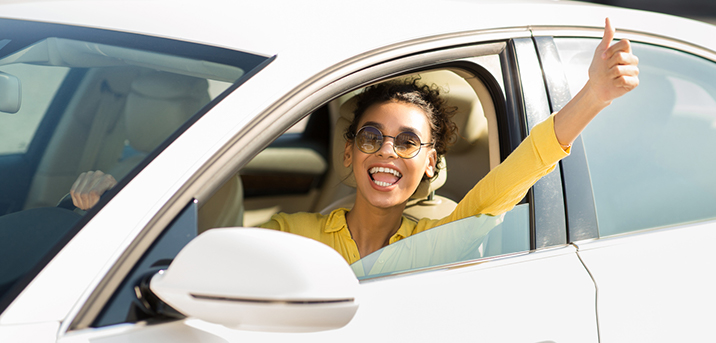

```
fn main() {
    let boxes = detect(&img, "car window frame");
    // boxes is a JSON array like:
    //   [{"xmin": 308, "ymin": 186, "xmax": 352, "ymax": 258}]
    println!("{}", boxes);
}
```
[
  {"xmin": 508, "ymin": 37, "xmax": 569, "ymax": 249},
  {"xmin": 533, "ymin": 35, "xmax": 600, "ymax": 242}
]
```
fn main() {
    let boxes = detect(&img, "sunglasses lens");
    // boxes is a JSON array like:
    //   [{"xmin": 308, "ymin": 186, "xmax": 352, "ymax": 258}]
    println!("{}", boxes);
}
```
[
  {"xmin": 395, "ymin": 132, "xmax": 422, "ymax": 158},
  {"xmin": 356, "ymin": 126, "xmax": 382, "ymax": 154}
]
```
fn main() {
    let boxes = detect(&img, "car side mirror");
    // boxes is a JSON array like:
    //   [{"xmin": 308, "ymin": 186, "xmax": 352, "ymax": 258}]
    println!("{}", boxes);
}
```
[
  {"xmin": 150, "ymin": 227, "xmax": 359, "ymax": 332},
  {"xmin": 0, "ymin": 72, "xmax": 21, "ymax": 114}
]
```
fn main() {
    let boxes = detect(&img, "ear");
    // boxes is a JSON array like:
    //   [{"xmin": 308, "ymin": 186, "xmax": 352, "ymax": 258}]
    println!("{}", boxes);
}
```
[
  {"xmin": 343, "ymin": 141, "xmax": 353, "ymax": 168},
  {"xmin": 425, "ymin": 150, "xmax": 437, "ymax": 178}
]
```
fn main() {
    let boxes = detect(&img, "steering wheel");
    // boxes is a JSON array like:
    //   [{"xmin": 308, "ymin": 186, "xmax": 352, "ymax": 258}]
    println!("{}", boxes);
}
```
[{"xmin": 56, "ymin": 193, "xmax": 78, "ymax": 211}]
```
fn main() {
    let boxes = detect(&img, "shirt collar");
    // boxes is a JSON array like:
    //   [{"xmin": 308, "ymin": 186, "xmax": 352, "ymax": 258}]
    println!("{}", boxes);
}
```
[
  {"xmin": 324, "ymin": 208, "xmax": 350, "ymax": 233},
  {"xmin": 389, "ymin": 216, "xmax": 415, "ymax": 244}
]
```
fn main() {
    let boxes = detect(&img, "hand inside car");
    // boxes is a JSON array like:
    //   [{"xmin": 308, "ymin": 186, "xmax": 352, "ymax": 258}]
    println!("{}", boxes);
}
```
[{"xmin": 70, "ymin": 170, "xmax": 118, "ymax": 210}]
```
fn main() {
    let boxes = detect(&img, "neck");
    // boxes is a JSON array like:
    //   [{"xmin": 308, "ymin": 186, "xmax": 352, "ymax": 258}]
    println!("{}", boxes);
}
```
[{"xmin": 345, "ymin": 195, "xmax": 406, "ymax": 258}]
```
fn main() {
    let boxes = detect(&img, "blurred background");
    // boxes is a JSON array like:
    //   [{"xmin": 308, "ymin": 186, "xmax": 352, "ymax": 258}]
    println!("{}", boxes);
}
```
[{"xmin": 580, "ymin": 0, "xmax": 716, "ymax": 25}]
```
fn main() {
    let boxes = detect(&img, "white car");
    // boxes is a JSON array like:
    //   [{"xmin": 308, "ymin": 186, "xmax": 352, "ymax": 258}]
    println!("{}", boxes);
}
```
[{"xmin": 1, "ymin": 0, "xmax": 715, "ymax": 342}]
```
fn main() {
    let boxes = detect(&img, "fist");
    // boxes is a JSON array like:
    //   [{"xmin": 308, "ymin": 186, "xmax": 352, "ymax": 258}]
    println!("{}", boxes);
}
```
[{"xmin": 70, "ymin": 170, "xmax": 117, "ymax": 210}]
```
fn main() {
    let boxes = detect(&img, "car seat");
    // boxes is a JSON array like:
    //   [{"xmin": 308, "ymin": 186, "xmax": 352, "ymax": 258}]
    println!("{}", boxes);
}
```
[{"xmin": 81, "ymin": 70, "xmax": 244, "ymax": 232}]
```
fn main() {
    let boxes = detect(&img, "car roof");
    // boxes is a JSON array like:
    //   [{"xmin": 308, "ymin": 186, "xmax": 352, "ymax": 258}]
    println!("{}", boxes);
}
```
[
  {"xmin": 1, "ymin": 0, "xmax": 714, "ymax": 127},
  {"xmin": 1, "ymin": 0, "xmax": 714, "ymax": 60}
]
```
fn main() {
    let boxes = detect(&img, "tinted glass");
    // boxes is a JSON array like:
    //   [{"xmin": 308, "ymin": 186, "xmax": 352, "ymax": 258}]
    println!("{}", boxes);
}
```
[
  {"xmin": 556, "ymin": 39, "xmax": 716, "ymax": 236},
  {"xmin": 0, "ymin": 19, "xmax": 269, "ymax": 310},
  {"xmin": 352, "ymin": 204, "xmax": 529, "ymax": 279}
]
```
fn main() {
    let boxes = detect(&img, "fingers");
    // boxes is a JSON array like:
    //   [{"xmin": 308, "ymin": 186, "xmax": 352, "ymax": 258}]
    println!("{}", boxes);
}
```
[
  {"xmin": 607, "ymin": 49, "xmax": 639, "ymax": 67},
  {"xmin": 604, "ymin": 39, "xmax": 633, "ymax": 62},
  {"xmin": 598, "ymin": 17, "xmax": 615, "ymax": 58},
  {"xmin": 608, "ymin": 64, "xmax": 640, "ymax": 90},
  {"xmin": 70, "ymin": 170, "xmax": 117, "ymax": 210},
  {"xmin": 608, "ymin": 64, "xmax": 639, "ymax": 80}
]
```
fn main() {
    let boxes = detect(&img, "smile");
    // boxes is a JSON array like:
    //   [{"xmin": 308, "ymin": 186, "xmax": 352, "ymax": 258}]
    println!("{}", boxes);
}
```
[{"xmin": 369, "ymin": 166, "xmax": 402, "ymax": 187}]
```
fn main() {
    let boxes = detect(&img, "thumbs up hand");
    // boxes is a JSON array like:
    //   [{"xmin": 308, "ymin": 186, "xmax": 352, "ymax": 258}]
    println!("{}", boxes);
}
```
[{"xmin": 588, "ymin": 18, "xmax": 640, "ymax": 104}]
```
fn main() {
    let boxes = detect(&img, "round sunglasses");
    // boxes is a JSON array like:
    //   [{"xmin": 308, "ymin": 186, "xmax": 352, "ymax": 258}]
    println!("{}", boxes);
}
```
[{"xmin": 355, "ymin": 126, "xmax": 433, "ymax": 159}]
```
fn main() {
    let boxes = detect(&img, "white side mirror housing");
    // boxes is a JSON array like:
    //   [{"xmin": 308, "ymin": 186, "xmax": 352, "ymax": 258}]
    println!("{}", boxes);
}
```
[{"xmin": 150, "ymin": 228, "xmax": 359, "ymax": 332}]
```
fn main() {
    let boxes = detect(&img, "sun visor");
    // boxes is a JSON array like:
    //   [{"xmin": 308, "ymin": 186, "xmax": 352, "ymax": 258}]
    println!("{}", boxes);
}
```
[{"xmin": 0, "ymin": 38, "xmax": 244, "ymax": 82}]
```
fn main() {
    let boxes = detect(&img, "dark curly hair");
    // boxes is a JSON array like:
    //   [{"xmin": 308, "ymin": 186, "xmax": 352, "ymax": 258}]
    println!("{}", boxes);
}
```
[{"xmin": 344, "ymin": 77, "xmax": 458, "ymax": 179}]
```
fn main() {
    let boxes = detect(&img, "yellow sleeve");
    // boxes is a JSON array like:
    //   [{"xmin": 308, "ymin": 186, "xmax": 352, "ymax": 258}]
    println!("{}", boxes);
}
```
[
  {"xmin": 430, "ymin": 114, "xmax": 569, "ymax": 228},
  {"xmin": 259, "ymin": 212, "xmax": 327, "ymax": 241}
]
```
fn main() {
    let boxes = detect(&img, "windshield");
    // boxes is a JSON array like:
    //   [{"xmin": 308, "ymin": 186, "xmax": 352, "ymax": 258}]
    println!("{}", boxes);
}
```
[
  {"xmin": 351, "ymin": 204, "xmax": 530, "ymax": 279},
  {"xmin": 0, "ymin": 18, "xmax": 269, "ymax": 309}
]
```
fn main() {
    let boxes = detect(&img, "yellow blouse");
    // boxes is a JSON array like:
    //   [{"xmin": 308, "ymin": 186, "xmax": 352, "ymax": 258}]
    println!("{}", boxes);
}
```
[{"xmin": 260, "ymin": 114, "xmax": 569, "ymax": 264}]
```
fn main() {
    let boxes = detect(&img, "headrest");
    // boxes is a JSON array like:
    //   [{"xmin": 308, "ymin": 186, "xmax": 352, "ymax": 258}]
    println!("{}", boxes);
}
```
[
  {"xmin": 421, "ymin": 70, "xmax": 486, "ymax": 153},
  {"xmin": 124, "ymin": 71, "xmax": 210, "ymax": 153}
]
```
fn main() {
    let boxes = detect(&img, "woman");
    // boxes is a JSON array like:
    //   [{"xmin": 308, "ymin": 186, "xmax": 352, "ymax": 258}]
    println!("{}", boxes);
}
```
[{"xmin": 72, "ymin": 19, "xmax": 639, "ymax": 264}]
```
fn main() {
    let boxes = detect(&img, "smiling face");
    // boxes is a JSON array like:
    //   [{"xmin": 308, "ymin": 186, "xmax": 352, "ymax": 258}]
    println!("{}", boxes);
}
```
[{"xmin": 344, "ymin": 100, "xmax": 437, "ymax": 209}]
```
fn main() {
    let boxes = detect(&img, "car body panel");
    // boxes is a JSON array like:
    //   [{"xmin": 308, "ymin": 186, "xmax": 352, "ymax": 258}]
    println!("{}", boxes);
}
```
[
  {"xmin": 0, "ymin": 321, "xmax": 59, "ymax": 342},
  {"xmin": 59, "ymin": 246, "xmax": 597, "ymax": 342},
  {"xmin": 575, "ymin": 220, "xmax": 716, "ymax": 342},
  {"xmin": 2, "ymin": 0, "xmax": 714, "ymax": 90}
]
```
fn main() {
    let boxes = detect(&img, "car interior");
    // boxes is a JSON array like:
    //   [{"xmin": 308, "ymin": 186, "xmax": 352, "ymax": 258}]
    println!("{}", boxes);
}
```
[
  {"xmin": 2, "ymin": 37, "xmax": 503, "ymax": 239},
  {"xmin": 216, "ymin": 69, "xmax": 502, "ymax": 233},
  {"xmin": 1, "ymin": 37, "xmax": 510, "ymax": 268},
  {"xmin": 0, "ymin": 33, "xmax": 259, "ymax": 308}
]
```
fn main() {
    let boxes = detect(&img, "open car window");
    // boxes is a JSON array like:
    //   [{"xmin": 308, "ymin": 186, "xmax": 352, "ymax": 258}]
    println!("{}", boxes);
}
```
[{"xmin": 351, "ymin": 203, "xmax": 529, "ymax": 279}]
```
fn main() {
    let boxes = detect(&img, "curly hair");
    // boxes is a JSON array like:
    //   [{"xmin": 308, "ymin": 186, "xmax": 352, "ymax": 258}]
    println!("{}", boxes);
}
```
[{"xmin": 344, "ymin": 77, "xmax": 458, "ymax": 179}]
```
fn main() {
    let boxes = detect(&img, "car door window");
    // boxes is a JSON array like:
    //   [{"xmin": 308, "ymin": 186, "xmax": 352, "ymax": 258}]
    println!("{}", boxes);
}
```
[
  {"xmin": 556, "ymin": 39, "xmax": 716, "ymax": 236},
  {"xmin": 352, "ymin": 203, "xmax": 529, "ymax": 278}
]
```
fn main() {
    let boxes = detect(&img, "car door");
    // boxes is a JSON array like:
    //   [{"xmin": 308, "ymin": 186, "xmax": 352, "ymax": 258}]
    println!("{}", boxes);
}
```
[
  {"xmin": 53, "ymin": 33, "xmax": 598, "ymax": 342},
  {"xmin": 545, "ymin": 30, "xmax": 716, "ymax": 342}
]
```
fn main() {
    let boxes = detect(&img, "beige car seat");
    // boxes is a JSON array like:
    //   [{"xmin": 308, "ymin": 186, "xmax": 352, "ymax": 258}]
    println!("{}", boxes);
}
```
[
  {"xmin": 100, "ymin": 71, "xmax": 244, "ymax": 232},
  {"xmin": 107, "ymin": 71, "xmax": 210, "ymax": 177},
  {"xmin": 320, "ymin": 70, "xmax": 487, "ymax": 221}
]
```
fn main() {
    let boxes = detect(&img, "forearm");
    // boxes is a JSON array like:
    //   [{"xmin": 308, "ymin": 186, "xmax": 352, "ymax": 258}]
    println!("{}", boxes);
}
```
[
  {"xmin": 553, "ymin": 81, "xmax": 611, "ymax": 147},
  {"xmin": 441, "ymin": 115, "xmax": 568, "ymax": 221}
]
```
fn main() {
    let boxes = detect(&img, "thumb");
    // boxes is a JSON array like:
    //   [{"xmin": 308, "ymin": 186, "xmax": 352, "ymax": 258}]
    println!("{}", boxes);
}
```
[{"xmin": 598, "ymin": 17, "xmax": 615, "ymax": 58}]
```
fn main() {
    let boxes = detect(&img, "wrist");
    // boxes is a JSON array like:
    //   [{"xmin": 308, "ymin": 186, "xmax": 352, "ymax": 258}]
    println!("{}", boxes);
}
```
[{"xmin": 583, "ymin": 80, "xmax": 614, "ymax": 109}]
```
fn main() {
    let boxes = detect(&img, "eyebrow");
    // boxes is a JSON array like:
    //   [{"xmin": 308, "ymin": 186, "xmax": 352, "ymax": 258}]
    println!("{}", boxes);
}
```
[{"xmin": 361, "ymin": 121, "xmax": 420, "ymax": 135}]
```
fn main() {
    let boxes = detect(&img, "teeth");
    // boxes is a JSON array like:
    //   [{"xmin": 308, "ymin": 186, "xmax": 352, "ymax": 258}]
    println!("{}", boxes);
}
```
[
  {"xmin": 373, "ymin": 180, "xmax": 392, "ymax": 187},
  {"xmin": 369, "ymin": 167, "xmax": 402, "ymax": 178}
]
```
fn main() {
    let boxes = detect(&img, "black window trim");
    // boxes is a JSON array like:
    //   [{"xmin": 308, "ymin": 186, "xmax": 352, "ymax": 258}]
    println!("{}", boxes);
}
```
[
  {"xmin": 507, "ymin": 38, "xmax": 568, "ymax": 250},
  {"xmin": 533, "ymin": 35, "xmax": 600, "ymax": 242}
]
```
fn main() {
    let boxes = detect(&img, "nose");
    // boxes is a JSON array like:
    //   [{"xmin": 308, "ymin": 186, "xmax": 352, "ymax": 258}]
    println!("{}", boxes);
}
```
[{"xmin": 375, "ymin": 137, "xmax": 398, "ymax": 159}]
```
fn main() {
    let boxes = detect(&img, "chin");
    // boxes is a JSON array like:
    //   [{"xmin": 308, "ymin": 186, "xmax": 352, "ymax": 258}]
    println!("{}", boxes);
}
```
[{"xmin": 364, "ymin": 189, "xmax": 411, "ymax": 209}]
